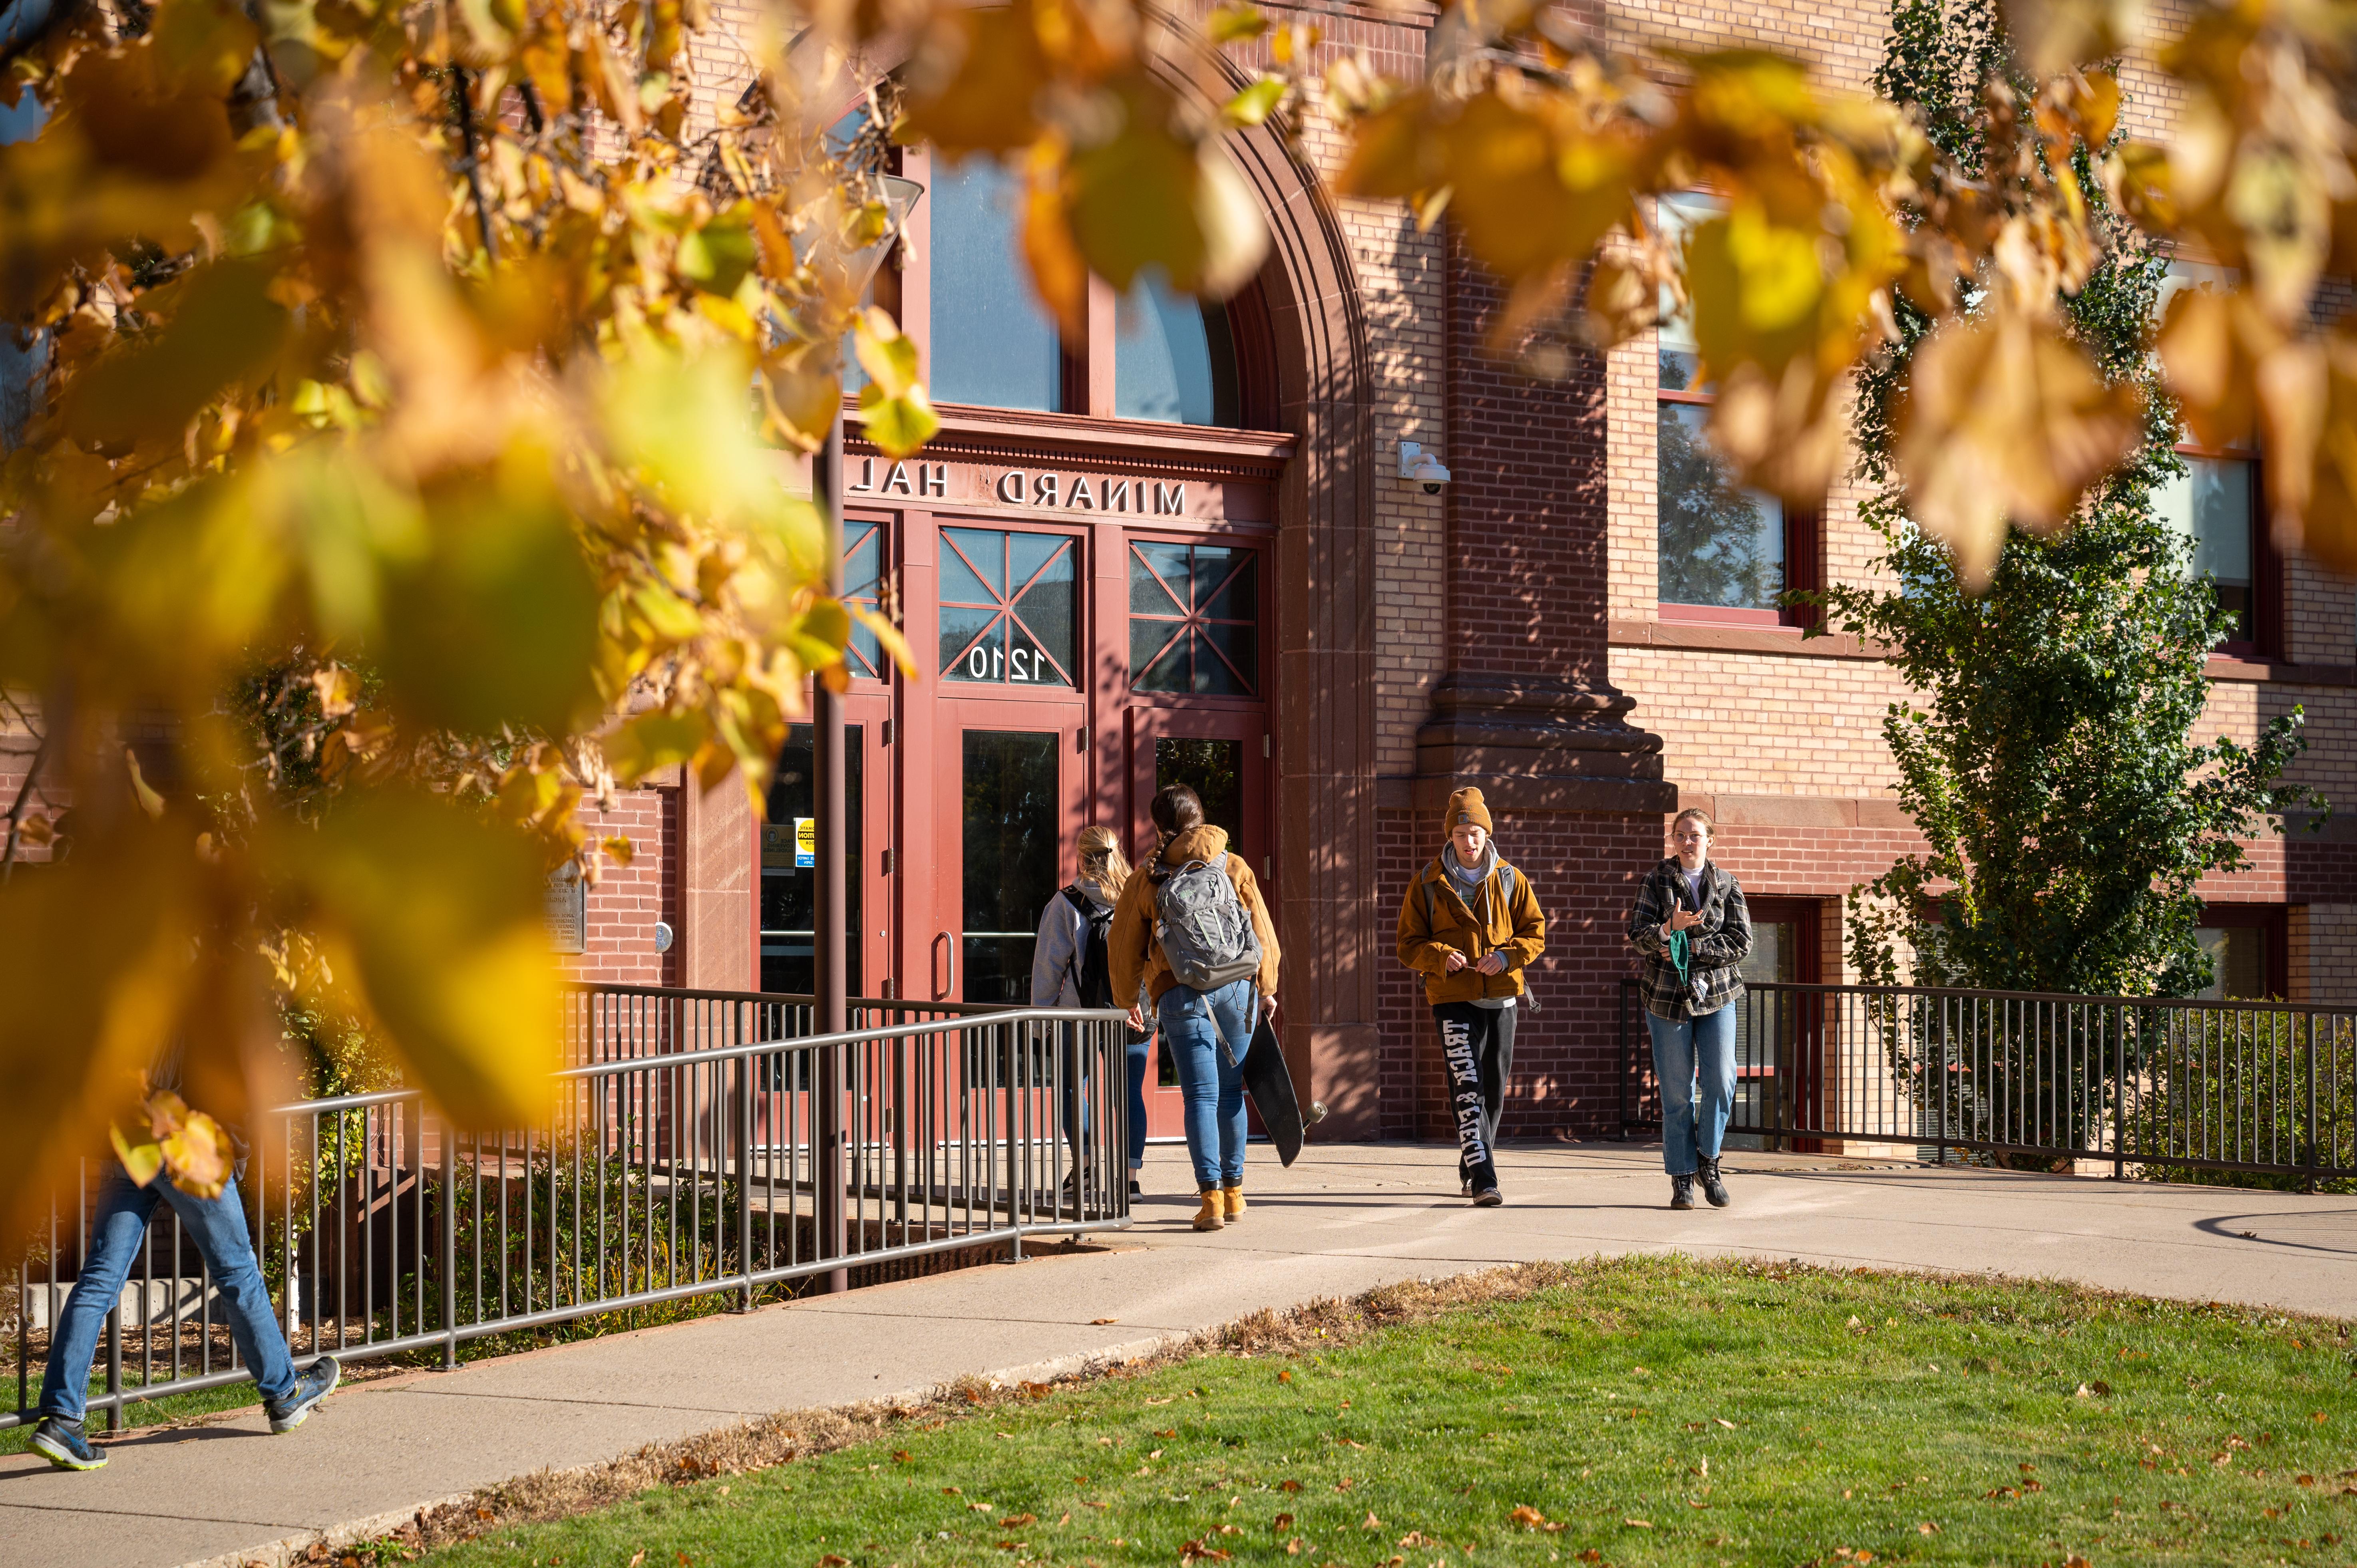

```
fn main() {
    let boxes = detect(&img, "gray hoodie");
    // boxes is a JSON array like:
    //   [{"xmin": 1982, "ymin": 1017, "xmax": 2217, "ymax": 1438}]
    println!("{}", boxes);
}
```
[{"xmin": 1030, "ymin": 878, "xmax": 1140, "ymax": 1008}]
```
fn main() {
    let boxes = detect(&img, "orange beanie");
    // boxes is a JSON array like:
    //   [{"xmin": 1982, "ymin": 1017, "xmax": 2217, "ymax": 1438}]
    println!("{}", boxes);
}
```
[{"xmin": 1444, "ymin": 787, "xmax": 1492, "ymax": 833}]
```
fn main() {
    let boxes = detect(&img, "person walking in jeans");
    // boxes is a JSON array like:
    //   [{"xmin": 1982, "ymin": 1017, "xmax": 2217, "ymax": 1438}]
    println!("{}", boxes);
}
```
[
  {"xmin": 1108, "ymin": 785, "xmax": 1281, "ymax": 1233},
  {"xmin": 30, "ymin": 1154, "xmax": 341, "ymax": 1470},
  {"xmin": 1396, "ymin": 787, "xmax": 1545, "ymax": 1206},
  {"xmin": 1031, "ymin": 824, "xmax": 1152, "ymax": 1198},
  {"xmin": 1625, "ymin": 809, "xmax": 1753, "ymax": 1211}
]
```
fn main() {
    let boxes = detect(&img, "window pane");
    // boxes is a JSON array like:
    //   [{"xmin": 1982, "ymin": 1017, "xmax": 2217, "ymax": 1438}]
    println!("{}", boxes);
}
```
[
  {"xmin": 962, "ymin": 730, "xmax": 1060, "ymax": 1004},
  {"xmin": 943, "ymin": 526, "xmax": 1004, "ymax": 599},
  {"xmin": 1156, "ymin": 737, "xmax": 1243, "ymax": 833},
  {"xmin": 929, "ymin": 158, "xmax": 1061, "ymax": 411},
  {"xmin": 1657, "ymin": 402, "xmax": 1784, "ymax": 609},
  {"xmin": 1197, "ymin": 622, "xmax": 1256, "ymax": 694},
  {"xmin": 1656, "ymin": 192, "xmax": 1721, "ymax": 391},
  {"xmin": 1195, "ymin": 547, "xmax": 1253, "ymax": 619},
  {"xmin": 2158, "ymin": 455, "xmax": 2256, "ymax": 640},
  {"xmin": 1131, "ymin": 541, "xmax": 1189, "ymax": 614},
  {"xmin": 760, "ymin": 724, "xmax": 862, "ymax": 997},
  {"xmin": 1132, "ymin": 621, "xmax": 1188, "ymax": 691},
  {"xmin": 937, "ymin": 529, "xmax": 1076, "ymax": 687},
  {"xmin": 2194, "ymin": 924, "xmax": 2269, "ymax": 1000},
  {"xmin": 940, "ymin": 605, "xmax": 999, "ymax": 681},
  {"xmin": 845, "ymin": 522, "xmax": 883, "ymax": 678},
  {"xmin": 1115, "ymin": 272, "xmax": 1237, "ymax": 425}
]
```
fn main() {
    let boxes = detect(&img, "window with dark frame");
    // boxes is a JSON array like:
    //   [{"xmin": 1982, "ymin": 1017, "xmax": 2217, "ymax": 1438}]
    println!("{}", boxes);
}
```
[
  {"xmin": 1129, "ymin": 541, "xmax": 1259, "ymax": 696},
  {"xmin": 2156, "ymin": 260, "xmax": 2279, "ymax": 658},
  {"xmin": 1653, "ymin": 193, "xmax": 1814, "ymax": 624},
  {"xmin": 2158, "ymin": 442, "xmax": 2275, "ymax": 656},
  {"xmin": 2192, "ymin": 904, "xmax": 2288, "ymax": 1000}
]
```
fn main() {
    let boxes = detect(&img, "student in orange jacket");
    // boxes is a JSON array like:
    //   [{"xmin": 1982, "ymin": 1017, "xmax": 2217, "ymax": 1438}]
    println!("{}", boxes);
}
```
[
  {"xmin": 1109, "ymin": 784, "xmax": 1281, "ymax": 1233},
  {"xmin": 1396, "ymin": 787, "xmax": 1545, "ymax": 1205}
]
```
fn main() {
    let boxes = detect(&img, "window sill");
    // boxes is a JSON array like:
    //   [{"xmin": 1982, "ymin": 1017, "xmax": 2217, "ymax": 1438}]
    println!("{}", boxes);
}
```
[
  {"xmin": 1655, "ymin": 602, "xmax": 1788, "ymax": 628},
  {"xmin": 1610, "ymin": 617, "xmax": 1882, "ymax": 660},
  {"xmin": 2204, "ymin": 654, "xmax": 2357, "ymax": 685}
]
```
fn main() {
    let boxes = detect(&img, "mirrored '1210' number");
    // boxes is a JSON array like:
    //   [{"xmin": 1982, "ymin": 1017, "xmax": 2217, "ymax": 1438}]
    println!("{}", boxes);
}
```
[{"xmin": 967, "ymin": 644, "xmax": 1047, "ymax": 682}]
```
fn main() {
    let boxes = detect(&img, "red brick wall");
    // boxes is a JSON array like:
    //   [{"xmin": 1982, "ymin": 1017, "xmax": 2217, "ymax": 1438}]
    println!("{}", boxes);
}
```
[
  {"xmin": 563, "ymin": 785, "xmax": 682, "ymax": 988},
  {"xmin": 1378, "ymin": 806, "xmax": 1663, "ymax": 1141},
  {"xmin": 1442, "ymin": 229, "xmax": 1613, "ymax": 685}
]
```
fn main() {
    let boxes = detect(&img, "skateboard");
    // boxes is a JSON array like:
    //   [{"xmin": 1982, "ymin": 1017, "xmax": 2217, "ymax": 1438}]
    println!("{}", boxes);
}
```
[{"xmin": 1239, "ymin": 1007, "xmax": 1325, "ymax": 1167}]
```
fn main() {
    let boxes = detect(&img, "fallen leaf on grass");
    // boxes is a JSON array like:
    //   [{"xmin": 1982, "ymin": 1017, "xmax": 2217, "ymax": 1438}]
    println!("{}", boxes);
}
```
[
  {"xmin": 1000, "ymin": 1514, "xmax": 1037, "ymax": 1528},
  {"xmin": 818, "ymin": 1558, "xmax": 848, "ymax": 1567},
  {"xmin": 942, "ymin": 1486, "xmax": 961, "ymax": 1495},
  {"xmin": 1335, "ymin": 1478, "xmax": 1354, "ymax": 1492},
  {"xmin": 1717, "ymin": 1418, "xmax": 1736, "ymax": 1429},
  {"xmin": 628, "ymin": 1555, "xmax": 645, "ymax": 1568},
  {"xmin": 1279, "ymin": 1480, "xmax": 1303, "ymax": 1493},
  {"xmin": 1623, "ymin": 1518, "xmax": 1653, "ymax": 1528},
  {"xmin": 1283, "ymin": 1538, "xmax": 1304, "ymax": 1556},
  {"xmin": 1361, "ymin": 1512, "xmax": 1383, "ymax": 1530},
  {"xmin": 1510, "ymin": 1506, "xmax": 1567, "ymax": 1532},
  {"xmin": 1918, "ymin": 1522, "xmax": 1939, "ymax": 1534},
  {"xmin": 1179, "ymin": 1539, "xmax": 1231, "ymax": 1562},
  {"xmin": 1146, "ymin": 1397, "xmax": 1175, "ymax": 1406},
  {"xmin": 1273, "ymin": 1513, "xmax": 1296, "ymax": 1532}
]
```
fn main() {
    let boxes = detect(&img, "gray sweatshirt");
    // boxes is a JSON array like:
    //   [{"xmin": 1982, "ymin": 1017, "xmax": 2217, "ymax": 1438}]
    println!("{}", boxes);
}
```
[{"xmin": 1030, "ymin": 879, "xmax": 1141, "ymax": 1008}]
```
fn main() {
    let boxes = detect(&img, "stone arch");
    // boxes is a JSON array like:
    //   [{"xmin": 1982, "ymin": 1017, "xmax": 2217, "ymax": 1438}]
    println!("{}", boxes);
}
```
[{"xmin": 794, "ymin": 19, "xmax": 1382, "ymax": 1129}]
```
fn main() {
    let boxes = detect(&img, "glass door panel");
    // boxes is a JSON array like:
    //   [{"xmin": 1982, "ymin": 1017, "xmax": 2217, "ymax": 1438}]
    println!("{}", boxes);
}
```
[
  {"xmin": 761, "ymin": 724, "xmax": 863, "ymax": 997},
  {"xmin": 960, "ymin": 729, "xmax": 1063, "ymax": 1005}
]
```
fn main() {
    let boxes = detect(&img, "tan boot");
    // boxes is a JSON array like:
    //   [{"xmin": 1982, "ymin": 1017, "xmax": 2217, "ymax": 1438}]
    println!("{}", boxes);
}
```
[
  {"xmin": 1221, "ymin": 1182, "xmax": 1247, "ymax": 1221},
  {"xmin": 1192, "ymin": 1188, "xmax": 1225, "ymax": 1232}
]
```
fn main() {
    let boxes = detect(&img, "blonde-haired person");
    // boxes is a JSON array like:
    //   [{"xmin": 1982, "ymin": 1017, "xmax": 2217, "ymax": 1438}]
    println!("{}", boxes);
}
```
[
  {"xmin": 1625, "ymin": 808, "xmax": 1753, "ymax": 1210},
  {"xmin": 1032, "ymin": 825, "xmax": 1152, "ymax": 1197}
]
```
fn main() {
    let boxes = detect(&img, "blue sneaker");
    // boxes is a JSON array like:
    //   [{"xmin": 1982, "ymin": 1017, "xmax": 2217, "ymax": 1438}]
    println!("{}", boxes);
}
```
[
  {"xmin": 30, "ymin": 1416, "xmax": 106, "ymax": 1471},
  {"xmin": 267, "ymin": 1355, "xmax": 340, "ymax": 1434}
]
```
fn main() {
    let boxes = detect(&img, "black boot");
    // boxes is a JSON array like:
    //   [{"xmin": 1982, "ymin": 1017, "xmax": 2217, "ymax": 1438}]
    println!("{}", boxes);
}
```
[
  {"xmin": 1698, "ymin": 1156, "xmax": 1729, "ymax": 1208},
  {"xmin": 1669, "ymin": 1173, "xmax": 1696, "ymax": 1210}
]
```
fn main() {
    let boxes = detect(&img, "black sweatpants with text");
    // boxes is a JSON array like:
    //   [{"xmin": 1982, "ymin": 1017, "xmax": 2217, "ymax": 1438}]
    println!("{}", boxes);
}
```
[{"xmin": 1432, "ymin": 1001, "xmax": 1514, "ymax": 1193}]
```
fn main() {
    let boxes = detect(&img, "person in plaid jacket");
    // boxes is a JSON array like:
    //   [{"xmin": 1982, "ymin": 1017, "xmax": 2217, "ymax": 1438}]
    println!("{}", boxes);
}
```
[{"xmin": 1625, "ymin": 809, "xmax": 1753, "ymax": 1211}]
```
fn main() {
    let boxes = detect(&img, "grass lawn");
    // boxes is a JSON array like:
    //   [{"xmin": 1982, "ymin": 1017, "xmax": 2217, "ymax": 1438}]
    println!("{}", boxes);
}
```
[{"xmin": 403, "ymin": 1256, "xmax": 2355, "ymax": 1567}]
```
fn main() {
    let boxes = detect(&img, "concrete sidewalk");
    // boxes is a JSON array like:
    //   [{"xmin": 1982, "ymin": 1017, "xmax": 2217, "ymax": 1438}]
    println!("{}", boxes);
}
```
[{"xmin": 2, "ymin": 1142, "xmax": 2350, "ymax": 1568}]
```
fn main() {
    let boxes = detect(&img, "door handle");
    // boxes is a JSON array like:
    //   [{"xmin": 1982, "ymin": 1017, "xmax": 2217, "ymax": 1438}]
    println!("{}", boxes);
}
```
[{"xmin": 933, "ymin": 931, "xmax": 955, "ymax": 1000}]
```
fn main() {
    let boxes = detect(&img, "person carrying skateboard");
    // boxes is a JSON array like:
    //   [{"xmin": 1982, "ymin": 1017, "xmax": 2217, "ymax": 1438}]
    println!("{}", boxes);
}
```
[
  {"xmin": 1108, "ymin": 784, "xmax": 1281, "ymax": 1234},
  {"xmin": 1396, "ymin": 786, "xmax": 1545, "ymax": 1206}
]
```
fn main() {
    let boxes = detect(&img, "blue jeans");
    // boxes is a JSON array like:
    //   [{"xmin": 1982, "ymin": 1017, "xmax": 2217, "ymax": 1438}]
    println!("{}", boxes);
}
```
[
  {"xmin": 1645, "ymin": 1005, "xmax": 1737, "ymax": 1176},
  {"xmin": 1158, "ymin": 980, "xmax": 1256, "ymax": 1189},
  {"xmin": 40, "ymin": 1167, "xmax": 295, "ymax": 1423},
  {"xmin": 1126, "ymin": 1034, "xmax": 1150, "ymax": 1170}
]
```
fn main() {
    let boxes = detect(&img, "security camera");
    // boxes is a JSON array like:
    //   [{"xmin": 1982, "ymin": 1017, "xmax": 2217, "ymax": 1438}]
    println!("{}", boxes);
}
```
[{"xmin": 1398, "ymin": 440, "xmax": 1451, "ymax": 495}]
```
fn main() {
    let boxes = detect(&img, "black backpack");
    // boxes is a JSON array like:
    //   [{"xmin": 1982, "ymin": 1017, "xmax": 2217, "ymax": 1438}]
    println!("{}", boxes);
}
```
[{"xmin": 1062, "ymin": 884, "xmax": 1151, "ymax": 1042}]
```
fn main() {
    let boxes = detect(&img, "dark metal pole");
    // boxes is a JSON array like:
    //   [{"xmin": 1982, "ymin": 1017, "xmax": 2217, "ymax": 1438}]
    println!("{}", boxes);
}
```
[{"xmin": 814, "ymin": 415, "xmax": 851, "ymax": 1295}]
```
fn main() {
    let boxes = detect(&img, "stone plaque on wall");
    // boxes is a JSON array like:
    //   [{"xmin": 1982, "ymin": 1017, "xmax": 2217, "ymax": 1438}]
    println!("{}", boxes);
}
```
[{"xmin": 545, "ymin": 863, "xmax": 587, "ymax": 955}]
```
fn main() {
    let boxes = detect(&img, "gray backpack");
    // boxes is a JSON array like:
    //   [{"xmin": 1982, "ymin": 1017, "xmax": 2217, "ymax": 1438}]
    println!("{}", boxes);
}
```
[{"xmin": 1154, "ymin": 856, "xmax": 1264, "ymax": 992}]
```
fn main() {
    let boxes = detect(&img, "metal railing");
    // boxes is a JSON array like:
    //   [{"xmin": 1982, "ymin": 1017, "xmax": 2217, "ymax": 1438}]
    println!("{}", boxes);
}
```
[
  {"xmin": 1619, "ymin": 978, "xmax": 2357, "ymax": 1181},
  {"xmin": 9, "ymin": 988, "xmax": 1131, "ymax": 1431}
]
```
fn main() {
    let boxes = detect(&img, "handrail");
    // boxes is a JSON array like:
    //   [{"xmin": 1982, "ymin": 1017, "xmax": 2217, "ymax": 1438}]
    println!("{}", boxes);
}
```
[
  {"xmin": 13, "ymin": 988, "xmax": 1134, "ymax": 1434},
  {"xmin": 1617, "ymin": 976, "xmax": 2356, "ymax": 1183}
]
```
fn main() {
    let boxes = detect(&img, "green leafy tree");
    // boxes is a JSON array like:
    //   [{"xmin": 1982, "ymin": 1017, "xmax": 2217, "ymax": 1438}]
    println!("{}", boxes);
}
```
[{"xmin": 1827, "ymin": 0, "xmax": 2313, "ymax": 1004}]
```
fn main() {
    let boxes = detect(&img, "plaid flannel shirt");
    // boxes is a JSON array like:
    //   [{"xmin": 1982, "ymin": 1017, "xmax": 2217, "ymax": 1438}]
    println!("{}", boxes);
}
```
[{"xmin": 1625, "ymin": 859, "xmax": 1754, "ymax": 1021}]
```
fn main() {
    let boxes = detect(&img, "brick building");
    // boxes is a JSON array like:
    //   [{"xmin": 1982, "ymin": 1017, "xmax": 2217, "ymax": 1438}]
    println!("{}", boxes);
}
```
[
  {"xmin": 8, "ymin": 1, "xmax": 2333, "ymax": 1142},
  {"xmin": 535, "ymin": 0, "xmax": 2357, "ymax": 1149}
]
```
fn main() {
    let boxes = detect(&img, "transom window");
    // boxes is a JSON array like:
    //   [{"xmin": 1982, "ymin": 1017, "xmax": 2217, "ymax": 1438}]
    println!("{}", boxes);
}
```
[
  {"xmin": 1130, "ymin": 542, "xmax": 1257, "ymax": 695},
  {"xmin": 939, "ymin": 527, "xmax": 1078, "ymax": 686}
]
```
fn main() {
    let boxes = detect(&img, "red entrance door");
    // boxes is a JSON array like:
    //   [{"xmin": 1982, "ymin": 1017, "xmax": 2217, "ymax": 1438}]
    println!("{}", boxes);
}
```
[{"xmin": 1125, "ymin": 704, "xmax": 1271, "ymax": 1139}]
